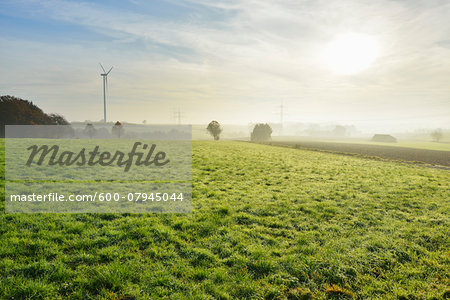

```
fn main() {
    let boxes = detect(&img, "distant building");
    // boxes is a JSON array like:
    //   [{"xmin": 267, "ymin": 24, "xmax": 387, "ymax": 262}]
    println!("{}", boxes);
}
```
[{"xmin": 371, "ymin": 134, "xmax": 397, "ymax": 143}]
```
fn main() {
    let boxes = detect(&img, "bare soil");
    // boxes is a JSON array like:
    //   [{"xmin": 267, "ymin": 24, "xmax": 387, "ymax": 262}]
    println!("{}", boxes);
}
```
[{"xmin": 263, "ymin": 141, "xmax": 450, "ymax": 168}]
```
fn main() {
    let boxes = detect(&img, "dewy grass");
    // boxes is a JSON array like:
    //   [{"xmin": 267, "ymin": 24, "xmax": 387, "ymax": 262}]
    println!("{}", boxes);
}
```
[{"xmin": 0, "ymin": 140, "xmax": 449, "ymax": 299}]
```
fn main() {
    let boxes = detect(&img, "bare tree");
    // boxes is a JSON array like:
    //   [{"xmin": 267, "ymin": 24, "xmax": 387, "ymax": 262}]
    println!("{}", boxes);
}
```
[
  {"xmin": 84, "ymin": 123, "xmax": 96, "ymax": 139},
  {"xmin": 430, "ymin": 129, "xmax": 443, "ymax": 142}
]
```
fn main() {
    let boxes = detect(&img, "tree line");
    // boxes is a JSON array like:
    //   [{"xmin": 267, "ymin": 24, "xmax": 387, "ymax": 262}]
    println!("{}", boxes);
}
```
[
  {"xmin": 207, "ymin": 120, "xmax": 272, "ymax": 141},
  {"xmin": 0, "ymin": 95, "xmax": 69, "ymax": 137}
]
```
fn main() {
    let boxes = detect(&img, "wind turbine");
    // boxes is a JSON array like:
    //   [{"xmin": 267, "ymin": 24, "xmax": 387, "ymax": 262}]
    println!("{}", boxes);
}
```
[{"xmin": 100, "ymin": 63, "xmax": 113, "ymax": 123}]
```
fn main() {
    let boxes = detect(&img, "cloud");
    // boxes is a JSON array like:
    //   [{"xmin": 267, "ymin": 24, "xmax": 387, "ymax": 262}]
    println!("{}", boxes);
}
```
[{"xmin": 0, "ymin": 0, "xmax": 449, "ymax": 129}]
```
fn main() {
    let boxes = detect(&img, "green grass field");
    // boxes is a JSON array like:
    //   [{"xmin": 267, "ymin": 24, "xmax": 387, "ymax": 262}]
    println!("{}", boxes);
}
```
[{"xmin": 0, "ymin": 140, "xmax": 449, "ymax": 299}]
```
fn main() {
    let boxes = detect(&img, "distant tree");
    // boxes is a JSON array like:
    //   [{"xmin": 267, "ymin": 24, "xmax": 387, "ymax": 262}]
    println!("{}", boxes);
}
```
[
  {"xmin": 112, "ymin": 121, "xmax": 124, "ymax": 138},
  {"xmin": 84, "ymin": 123, "xmax": 96, "ymax": 138},
  {"xmin": 332, "ymin": 125, "xmax": 347, "ymax": 137},
  {"xmin": 143, "ymin": 120, "xmax": 147, "ymax": 124},
  {"xmin": 430, "ymin": 129, "xmax": 443, "ymax": 142},
  {"xmin": 48, "ymin": 113, "xmax": 69, "ymax": 125},
  {"xmin": 251, "ymin": 123, "xmax": 272, "ymax": 141},
  {"xmin": 96, "ymin": 128, "xmax": 110, "ymax": 138},
  {"xmin": 206, "ymin": 120, "xmax": 222, "ymax": 140}
]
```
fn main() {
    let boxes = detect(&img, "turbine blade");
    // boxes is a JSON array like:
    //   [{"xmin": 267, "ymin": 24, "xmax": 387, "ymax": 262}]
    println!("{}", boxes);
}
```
[
  {"xmin": 99, "ymin": 63, "xmax": 106, "ymax": 73},
  {"xmin": 106, "ymin": 66, "xmax": 113, "ymax": 75}
]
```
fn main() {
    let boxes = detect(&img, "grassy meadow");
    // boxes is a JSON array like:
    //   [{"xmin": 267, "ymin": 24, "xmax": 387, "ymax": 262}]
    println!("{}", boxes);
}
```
[{"xmin": 0, "ymin": 140, "xmax": 449, "ymax": 299}]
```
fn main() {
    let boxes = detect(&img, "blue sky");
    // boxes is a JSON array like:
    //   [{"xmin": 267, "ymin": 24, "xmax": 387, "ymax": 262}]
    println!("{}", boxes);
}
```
[{"xmin": 1, "ymin": 0, "xmax": 449, "ymax": 131}]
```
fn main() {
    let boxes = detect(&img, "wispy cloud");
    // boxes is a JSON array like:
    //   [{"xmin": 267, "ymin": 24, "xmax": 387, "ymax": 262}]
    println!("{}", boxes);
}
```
[{"xmin": 0, "ymin": 0, "xmax": 449, "ymax": 129}]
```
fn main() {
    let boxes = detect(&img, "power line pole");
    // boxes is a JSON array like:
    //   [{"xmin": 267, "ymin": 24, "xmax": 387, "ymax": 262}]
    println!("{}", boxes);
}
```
[
  {"xmin": 279, "ymin": 100, "xmax": 284, "ymax": 125},
  {"xmin": 173, "ymin": 109, "xmax": 185, "ymax": 125},
  {"xmin": 279, "ymin": 100, "xmax": 284, "ymax": 136},
  {"xmin": 272, "ymin": 100, "xmax": 285, "ymax": 136}
]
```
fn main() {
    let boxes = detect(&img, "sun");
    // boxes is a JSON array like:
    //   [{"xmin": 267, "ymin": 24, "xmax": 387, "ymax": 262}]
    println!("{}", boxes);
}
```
[{"xmin": 324, "ymin": 33, "xmax": 380, "ymax": 75}]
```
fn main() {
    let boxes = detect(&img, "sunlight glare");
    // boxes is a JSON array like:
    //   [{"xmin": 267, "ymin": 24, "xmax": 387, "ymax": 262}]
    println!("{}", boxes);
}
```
[{"xmin": 324, "ymin": 33, "xmax": 380, "ymax": 75}]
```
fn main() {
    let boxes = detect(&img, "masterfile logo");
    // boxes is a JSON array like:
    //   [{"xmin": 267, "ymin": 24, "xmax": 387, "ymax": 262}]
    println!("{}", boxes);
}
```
[{"xmin": 26, "ymin": 142, "xmax": 170, "ymax": 172}]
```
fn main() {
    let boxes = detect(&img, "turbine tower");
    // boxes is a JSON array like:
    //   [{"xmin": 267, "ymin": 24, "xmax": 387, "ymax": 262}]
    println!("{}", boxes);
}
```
[{"xmin": 100, "ymin": 63, "xmax": 113, "ymax": 123}]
